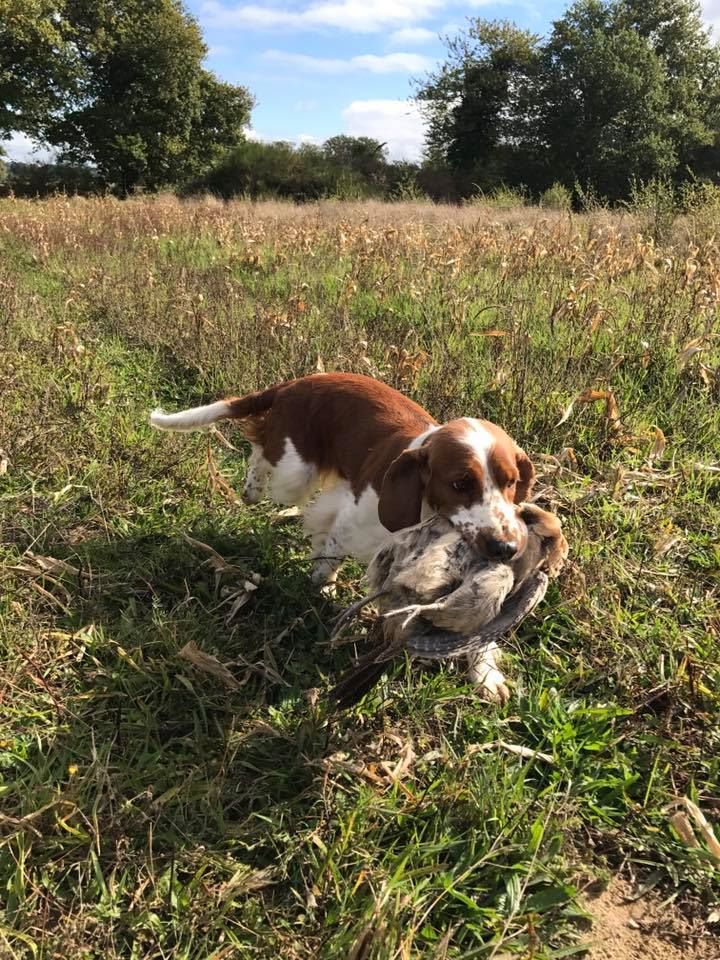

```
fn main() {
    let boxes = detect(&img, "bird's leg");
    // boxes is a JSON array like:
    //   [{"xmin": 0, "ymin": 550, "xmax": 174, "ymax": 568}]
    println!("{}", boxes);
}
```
[
  {"xmin": 329, "ymin": 590, "xmax": 387, "ymax": 645},
  {"xmin": 382, "ymin": 601, "xmax": 446, "ymax": 630}
]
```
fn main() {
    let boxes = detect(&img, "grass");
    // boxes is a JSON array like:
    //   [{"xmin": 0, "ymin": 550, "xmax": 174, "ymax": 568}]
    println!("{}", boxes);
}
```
[{"xmin": 1, "ymin": 194, "xmax": 719, "ymax": 959}]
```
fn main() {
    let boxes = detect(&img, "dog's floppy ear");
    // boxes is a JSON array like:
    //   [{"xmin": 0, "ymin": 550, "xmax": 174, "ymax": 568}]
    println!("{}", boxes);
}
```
[
  {"xmin": 514, "ymin": 445, "xmax": 535, "ymax": 503},
  {"xmin": 378, "ymin": 447, "xmax": 428, "ymax": 532}
]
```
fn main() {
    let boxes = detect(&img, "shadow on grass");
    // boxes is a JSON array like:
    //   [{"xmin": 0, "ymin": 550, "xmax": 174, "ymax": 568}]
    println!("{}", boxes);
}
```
[{"xmin": 3, "ymin": 521, "xmax": 372, "ymax": 949}]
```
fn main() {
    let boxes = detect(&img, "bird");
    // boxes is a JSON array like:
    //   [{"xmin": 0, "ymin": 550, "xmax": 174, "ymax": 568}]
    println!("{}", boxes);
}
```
[{"xmin": 328, "ymin": 503, "xmax": 568, "ymax": 709}]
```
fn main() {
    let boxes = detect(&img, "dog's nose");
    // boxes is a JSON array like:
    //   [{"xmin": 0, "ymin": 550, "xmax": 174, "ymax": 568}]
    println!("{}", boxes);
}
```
[{"xmin": 486, "ymin": 538, "xmax": 518, "ymax": 561}]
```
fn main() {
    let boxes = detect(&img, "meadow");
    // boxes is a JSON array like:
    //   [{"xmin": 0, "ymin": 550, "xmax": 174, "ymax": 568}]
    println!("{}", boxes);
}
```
[{"xmin": 1, "ymin": 195, "xmax": 719, "ymax": 959}]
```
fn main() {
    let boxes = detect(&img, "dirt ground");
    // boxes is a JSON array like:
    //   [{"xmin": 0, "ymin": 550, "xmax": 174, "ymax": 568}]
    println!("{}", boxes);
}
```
[{"xmin": 586, "ymin": 876, "xmax": 718, "ymax": 960}]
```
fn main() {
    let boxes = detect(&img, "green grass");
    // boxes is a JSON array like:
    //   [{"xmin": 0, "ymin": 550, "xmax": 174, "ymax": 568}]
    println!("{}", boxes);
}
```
[{"xmin": 1, "ymin": 196, "xmax": 719, "ymax": 959}]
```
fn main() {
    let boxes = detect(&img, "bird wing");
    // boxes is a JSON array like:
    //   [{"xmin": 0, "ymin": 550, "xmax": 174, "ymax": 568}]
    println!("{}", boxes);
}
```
[
  {"xmin": 415, "ymin": 564, "xmax": 514, "ymax": 633},
  {"xmin": 405, "ymin": 571, "xmax": 549, "ymax": 660}
]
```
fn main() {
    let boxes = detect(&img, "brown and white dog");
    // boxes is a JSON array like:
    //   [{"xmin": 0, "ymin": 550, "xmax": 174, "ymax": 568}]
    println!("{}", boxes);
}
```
[{"xmin": 150, "ymin": 373, "xmax": 536, "ymax": 697}]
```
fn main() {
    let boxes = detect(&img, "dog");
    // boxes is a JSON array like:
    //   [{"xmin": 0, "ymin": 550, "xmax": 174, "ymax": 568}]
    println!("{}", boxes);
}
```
[{"xmin": 150, "ymin": 373, "xmax": 536, "ymax": 694}]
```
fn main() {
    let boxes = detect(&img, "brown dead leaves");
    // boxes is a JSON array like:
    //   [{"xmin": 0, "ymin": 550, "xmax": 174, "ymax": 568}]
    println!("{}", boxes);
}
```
[
  {"xmin": 665, "ymin": 798, "xmax": 720, "ymax": 864},
  {"xmin": 178, "ymin": 641, "xmax": 240, "ymax": 690},
  {"xmin": 556, "ymin": 388, "xmax": 622, "ymax": 432}
]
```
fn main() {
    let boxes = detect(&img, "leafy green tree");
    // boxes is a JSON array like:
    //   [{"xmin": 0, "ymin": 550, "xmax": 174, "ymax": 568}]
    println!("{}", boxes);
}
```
[
  {"xmin": 322, "ymin": 135, "xmax": 388, "ymax": 182},
  {"xmin": 416, "ymin": 21, "xmax": 543, "ymax": 191},
  {"xmin": 620, "ymin": 0, "xmax": 720, "ymax": 175},
  {"xmin": 416, "ymin": 0, "xmax": 720, "ymax": 201},
  {"xmin": 0, "ymin": 0, "xmax": 77, "ymax": 139},
  {"xmin": 1, "ymin": 0, "xmax": 253, "ymax": 193},
  {"xmin": 539, "ymin": 1, "xmax": 676, "ymax": 199}
]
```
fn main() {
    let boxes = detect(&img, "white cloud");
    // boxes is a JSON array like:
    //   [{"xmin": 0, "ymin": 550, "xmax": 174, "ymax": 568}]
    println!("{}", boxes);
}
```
[
  {"xmin": 206, "ymin": 44, "xmax": 231, "ymax": 57},
  {"xmin": 342, "ymin": 99, "xmax": 427, "ymax": 161},
  {"xmin": 262, "ymin": 50, "xmax": 433, "ymax": 74},
  {"xmin": 388, "ymin": 27, "xmax": 436, "ymax": 46},
  {"xmin": 245, "ymin": 127, "xmax": 323, "ymax": 148},
  {"xmin": 201, "ymin": 0, "xmax": 445, "ymax": 34},
  {"xmin": 0, "ymin": 133, "xmax": 56, "ymax": 163}
]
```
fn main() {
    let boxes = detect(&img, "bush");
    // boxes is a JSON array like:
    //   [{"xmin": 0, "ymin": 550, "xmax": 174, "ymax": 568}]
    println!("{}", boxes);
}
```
[
  {"xmin": 540, "ymin": 182, "xmax": 572, "ymax": 211},
  {"xmin": 465, "ymin": 184, "xmax": 528, "ymax": 209},
  {"xmin": 1, "ymin": 161, "xmax": 102, "ymax": 197},
  {"xmin": 679, "ymin": 179, "xmax": 720, "ymax": 242},
  {"xmin": 182, "ymin": 139, "xmax": 375, "ymax": 201},
  {"xmin": 626, "ymin": 177, "xmax": 677, "ymax": 241}
]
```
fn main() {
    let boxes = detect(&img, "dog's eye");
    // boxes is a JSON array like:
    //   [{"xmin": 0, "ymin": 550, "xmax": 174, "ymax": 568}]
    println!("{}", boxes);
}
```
[
  {"xmin": 451, "ymin": 477, "xmax": 471, "ymax": 493},
  {"xmin": 506, "ymin": 478, "xmax": 517, "ymax": 489}
]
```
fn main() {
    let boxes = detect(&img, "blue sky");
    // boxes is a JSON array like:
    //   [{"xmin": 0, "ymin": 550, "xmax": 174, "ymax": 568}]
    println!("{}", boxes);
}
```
[
  {"xmin": 191, "ymin": 0, "xmax": 568, "ymax": 159},
  {"xmin": 4, "ymin": 0, "xmax": 720, "ymax": 163}
]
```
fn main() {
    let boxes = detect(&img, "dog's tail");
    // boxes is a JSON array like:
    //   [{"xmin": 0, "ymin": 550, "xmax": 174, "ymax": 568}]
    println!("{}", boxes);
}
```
[{"xmin": 149, "ymin": 385, "xmax": 280, "ymax": 433}]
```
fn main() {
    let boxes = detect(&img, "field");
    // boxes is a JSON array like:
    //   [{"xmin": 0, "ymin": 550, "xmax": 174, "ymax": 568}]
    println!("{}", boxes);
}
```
[{"xmin": 1, "ymin": 195, "xmax": 719, "ymax": 959}]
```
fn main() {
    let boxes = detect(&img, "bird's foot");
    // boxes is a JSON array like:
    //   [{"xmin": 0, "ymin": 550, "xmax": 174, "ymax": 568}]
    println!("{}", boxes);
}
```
[{"xmin": 383, "ymin": 601, "xmax": 444, "ymax": 630}]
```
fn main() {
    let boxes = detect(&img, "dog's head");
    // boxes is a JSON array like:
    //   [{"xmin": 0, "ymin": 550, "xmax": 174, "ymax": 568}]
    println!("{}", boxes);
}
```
[{"xmin": 379, "ymin": 418, "xmax": 535, "ymax": 559}]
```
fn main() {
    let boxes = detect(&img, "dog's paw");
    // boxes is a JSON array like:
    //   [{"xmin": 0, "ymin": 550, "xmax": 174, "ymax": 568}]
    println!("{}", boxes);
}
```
[
  {"xmin": 475, "ymin": 669, "xmax": 511, "ymax": 705},
  {"xmin": 466, "ymin": 646, "xmax": 510, "ymax": 704}
]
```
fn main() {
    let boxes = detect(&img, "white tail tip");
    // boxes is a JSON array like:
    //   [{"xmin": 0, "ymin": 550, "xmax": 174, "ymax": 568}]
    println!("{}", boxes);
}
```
[{"xmin": 149, "ymin": 400, "xmax": 231, "ymax": 432}]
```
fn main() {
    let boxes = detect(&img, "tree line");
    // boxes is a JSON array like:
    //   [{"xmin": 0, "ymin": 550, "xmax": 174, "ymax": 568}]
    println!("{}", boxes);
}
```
[{"xmin": 2, "ymin": 0, "xmax": 719, "ymax": 204}]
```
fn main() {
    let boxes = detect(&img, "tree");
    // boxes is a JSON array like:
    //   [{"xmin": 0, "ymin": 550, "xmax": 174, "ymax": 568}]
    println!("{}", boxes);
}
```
[
  {"xmin": 540, "ymin": 0, "xmax": 720, "ymax": 199},
  {"xmin": 0, "ymin": 0, "xmax": 78, "ymax": 139},
  {"xmin": 539, "ymin": 1, "xmax": 676, "ymax": 199},
  {"xmin": 416, "ymin": 0, "xmax": 720, "ymax": 201},
  {"xmin": 416, "ymin": 21, "xmax": 543, "ymax": 191},
  {"xmin": 322, "ymin": 135, "xmax": 388, "ymax": 182},
  {"xmin": 619, "ymin": 0, "xmax": 720, "ymax": 174},
  {"xmin": 1, "ymin": 0, "xmax": 253, "ymax": 192}
]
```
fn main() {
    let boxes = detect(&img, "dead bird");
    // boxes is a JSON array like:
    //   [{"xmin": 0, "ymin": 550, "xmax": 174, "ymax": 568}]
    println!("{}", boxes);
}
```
[{"xmin": 329, "ymin": 503, "xmax": 568, "ymax": 709}]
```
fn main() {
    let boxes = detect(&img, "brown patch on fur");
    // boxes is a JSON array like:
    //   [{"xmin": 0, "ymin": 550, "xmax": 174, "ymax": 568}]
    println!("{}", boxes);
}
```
[
  {"xmin": 378, "ymin": 418, "xmax": 535, "ymax": 540},
  {"xmin": 482, "ymin": 420, "xmax": 536, "ymax": 504},
  {"xmin": 231, "ymin": 374, "xmax": 436, "ymax": 480}
]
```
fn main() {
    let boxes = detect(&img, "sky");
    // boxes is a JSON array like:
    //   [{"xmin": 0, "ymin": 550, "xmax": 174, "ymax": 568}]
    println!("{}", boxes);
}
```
[{"xmin": 4, "ymin": 0, "xmax": 720, "ymax": 165}]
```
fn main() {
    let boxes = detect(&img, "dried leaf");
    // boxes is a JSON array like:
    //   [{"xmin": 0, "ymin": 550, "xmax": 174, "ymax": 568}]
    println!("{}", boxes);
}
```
[
  {"xmin": 556, "ymin": 388, "xmax": 621, "ymax": 429},
  {"xmin": 556, "ymin": 396, "xmax": 578, "ymax": 427},
  {"xmin": 275, "ymin": 506, "xmax": 301, "ymax": 518},
  {"xmin": 648, "ymin": 426, "xmax": 666, "ymax": 462},
  {"xmin": 468, "ymin": 740, "xmax": 555, "ymax": 764},
  {"xmin": 209, "ymin": 425, "xmax": 242, "ymax": 452},
  {"xmin": 25, "ymin": 552, "xmax": 80, "ymax": 577},
  {"xmin": 182, "ymin": 533, "xmax": 239, "ymax": 574},
  {"xmin": 669, "ymin": 810, "xmax": 700, "ymax": 848},
  {"xmin": 653, "ymin": 532, "xmax": 681, "ymax": 557},
  {"xmin": 665, "ymin": 799, "xmax": 720, "ymax": 862},
  {"xmin": 471, "ymin": 329, "xmax": 507, "ymax": 337},
  {"xmin": 178, "ymin": 641, "xmax": 239, "ymax": 690},
  {"xmin": 206, "ymin": 440, "xmax": 242, "ymax": 506},
  {"xmin": 678, "ymin": 337, "xmax": 704, "ymax": 369},
  {"xmin": 684, "ymin": 799, "xmax": 720, "ymax": 862},
  {"xmin": 379, "ymin": 741, "xmax": 416, "ymax": 783}
]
